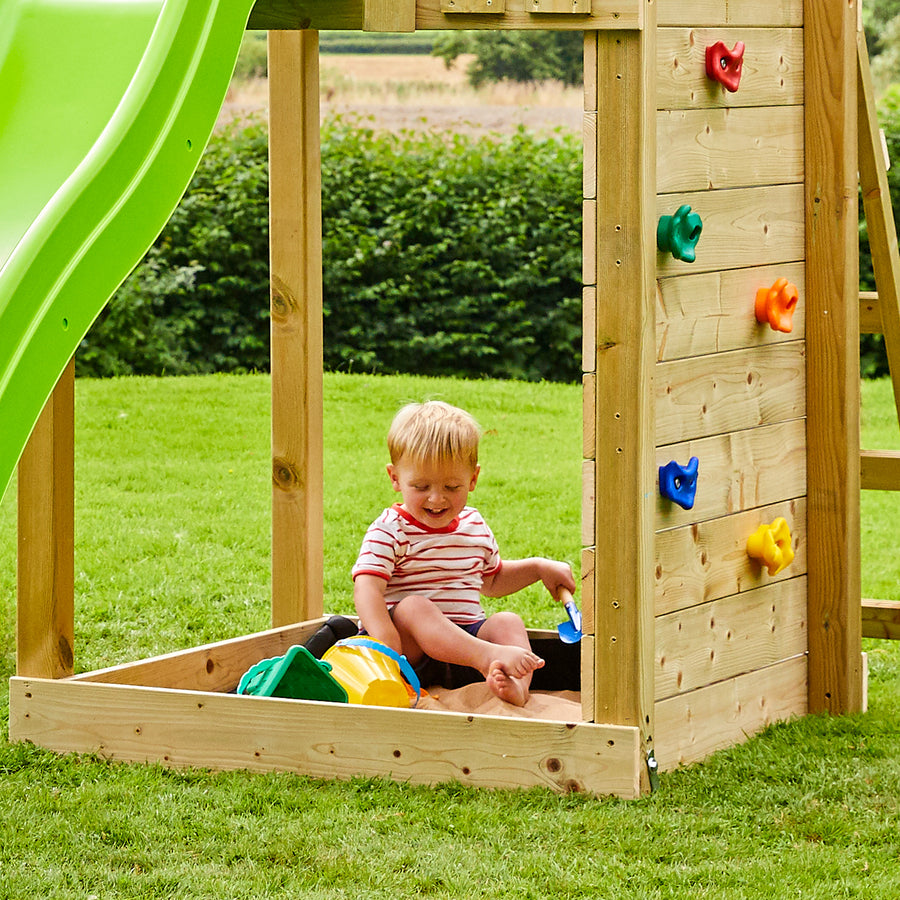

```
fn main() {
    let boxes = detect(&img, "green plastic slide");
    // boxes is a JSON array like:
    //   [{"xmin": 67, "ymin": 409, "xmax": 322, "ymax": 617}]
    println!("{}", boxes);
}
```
[{"xmin": 0, "ymin": 0, "xmax": 255, "ymax": 501}]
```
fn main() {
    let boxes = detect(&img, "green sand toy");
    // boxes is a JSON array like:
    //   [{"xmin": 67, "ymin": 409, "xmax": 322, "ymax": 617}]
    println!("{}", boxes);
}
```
[{"xmin": 238, "ymin": 645, "xmax": 349, "ymax": 704}]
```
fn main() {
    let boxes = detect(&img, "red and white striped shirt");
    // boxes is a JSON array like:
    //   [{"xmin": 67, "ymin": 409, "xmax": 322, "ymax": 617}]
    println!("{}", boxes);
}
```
[{"xmin": 352, "ymin": 503, "xmax": 502, "ymax": 625}]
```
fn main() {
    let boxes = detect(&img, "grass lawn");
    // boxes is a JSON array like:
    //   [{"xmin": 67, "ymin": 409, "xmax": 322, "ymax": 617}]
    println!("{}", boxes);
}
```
[{"xmin": 1, "ymin": 371, "xmax": 899, "ymax": 899}]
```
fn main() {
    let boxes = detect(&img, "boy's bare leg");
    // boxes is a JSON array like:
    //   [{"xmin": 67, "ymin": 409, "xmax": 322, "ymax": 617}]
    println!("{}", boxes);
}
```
[
  {"xmin": 390, "ymin": 596, "xmax": 543, "ymax": 706},
  {"xmin": 477, "ymin": 611, "xmax": 538, "ymax": 706}
]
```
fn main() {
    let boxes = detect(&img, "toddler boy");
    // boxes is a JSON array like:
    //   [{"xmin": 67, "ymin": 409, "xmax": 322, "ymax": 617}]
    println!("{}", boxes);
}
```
[{"xmin": 352, "ymin": 401, "xmax": 575, "ymax": 706}]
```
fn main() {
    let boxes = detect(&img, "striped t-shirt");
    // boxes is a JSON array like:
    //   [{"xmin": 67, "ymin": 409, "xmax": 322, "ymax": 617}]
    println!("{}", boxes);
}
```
[{"xmin": 351, "ymin": 503, "xmax": 502, "ymax": 625}]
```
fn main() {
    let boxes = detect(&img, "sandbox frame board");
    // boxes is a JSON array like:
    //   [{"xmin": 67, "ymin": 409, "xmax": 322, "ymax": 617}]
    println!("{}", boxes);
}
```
[{"xmin": 10, "ymin": 0, "xmax": 864, "ymax": 798}]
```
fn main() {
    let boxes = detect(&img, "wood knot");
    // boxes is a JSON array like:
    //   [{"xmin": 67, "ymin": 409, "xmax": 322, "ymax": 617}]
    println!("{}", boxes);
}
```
[
  {"xmin": 272, "ymin": 457, "xmax": 302, "ymax": 492},
  {"xmin": 545, "ymin": 757, "xmax": 562, "ymax": 773},
  {"xmin": 270, "ymin": 276, "xmax": 299, "ymax": 323},
  {"xmin": 58, "ymin": 635, "xmax": 74, "ymax": 669}
]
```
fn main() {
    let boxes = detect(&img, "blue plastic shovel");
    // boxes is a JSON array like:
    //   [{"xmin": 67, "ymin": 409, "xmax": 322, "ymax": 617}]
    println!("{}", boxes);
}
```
[{"xmin": 556, "ymin": 587, "xmax": 583, "ymax": 643}]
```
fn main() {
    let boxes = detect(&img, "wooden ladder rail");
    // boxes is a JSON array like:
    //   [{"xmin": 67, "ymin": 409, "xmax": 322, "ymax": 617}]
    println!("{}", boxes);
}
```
[{"xmin": 857, "ymin": 34, "xmax": 900, "ymax": 639}]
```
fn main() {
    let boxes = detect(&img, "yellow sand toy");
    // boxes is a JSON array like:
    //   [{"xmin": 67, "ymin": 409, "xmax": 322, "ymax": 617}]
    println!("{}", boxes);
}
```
[{"xmin": 323, "ymin": 638, "xmax": 421, "ymax": 708}]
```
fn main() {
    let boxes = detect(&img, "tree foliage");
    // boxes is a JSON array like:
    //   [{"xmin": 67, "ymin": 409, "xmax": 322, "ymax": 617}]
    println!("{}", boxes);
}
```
[
  {"xmin": 432, "ymin": 31, "xmax": 583, "ymax": 87},
  {"xmin": 865, "ymin": 0, "xmax": 900, "ymax": 90}
]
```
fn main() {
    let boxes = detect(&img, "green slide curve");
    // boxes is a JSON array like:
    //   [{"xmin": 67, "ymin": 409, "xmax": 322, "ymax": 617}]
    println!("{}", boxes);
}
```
[{"xmin": 0, "ymin": 0, "xmax": 255, "ymax": 500}]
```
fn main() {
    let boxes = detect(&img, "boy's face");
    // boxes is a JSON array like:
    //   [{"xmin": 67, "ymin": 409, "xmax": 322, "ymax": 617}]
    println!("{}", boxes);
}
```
[{"xmin": 387, "ymin": 456, "xmax": 480, "ymax": 530}]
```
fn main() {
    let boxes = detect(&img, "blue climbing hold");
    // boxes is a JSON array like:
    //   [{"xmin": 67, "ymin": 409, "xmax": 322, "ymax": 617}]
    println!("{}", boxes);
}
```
[{"xmin": 659, "ymin": 456, "xmax": 700, "ymax": 510}]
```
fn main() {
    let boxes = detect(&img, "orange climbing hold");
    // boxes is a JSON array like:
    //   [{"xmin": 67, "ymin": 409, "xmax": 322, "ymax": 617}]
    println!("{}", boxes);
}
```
[{"xmin": 755, "ymin": 278, "xmax": 799, "ymax": 333}]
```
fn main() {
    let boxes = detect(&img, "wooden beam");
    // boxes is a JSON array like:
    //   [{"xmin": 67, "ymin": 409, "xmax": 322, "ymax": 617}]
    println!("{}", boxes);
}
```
[
  {"xmin": 655, "ymin": 577, "xmax": 808, "ymax": 701},
  {"xmin": 17, "ymin": 361, "xmax": 75, "ymax": 679},
  {"xmin": 862, "ymin": 598, "xmax": 900, "ymax": 640},
  {"xmin": 655, "ymin": 419, "xmax": 807, "ymax": 531},
  {"xmin": 654, "ymin": 343, "xmax": 806, "ymax": 446},
  {"xmin": 656, "ymin": 27, "xmax": 803, "ymax": 111},
  {"xmin": 655, "ymin": 655, "xmax": 808, "ymax": 770},
  {"xmin": 658, "ymin": 263, "xmax": 807, "ymax": 361},
  {"xmin": 804, "ymin": 0, "xmax": 863, "ymax": 714},
  {"xmin": 655, "ymin": 184, "xmax": 805, "ymax": 278},
  {"xmin": 656, "ymin": 0, "xmax": 803, "ymax": 27},
  {"xmin": 249, "ymin": 0, "xmax": 367, "ymax": 30},
  {"xmin": 859, "ymin": 291, "xmax": 881, "ymax": 334},
  {"xmin": 860, "ymin": 449, "xmax": 900, "ymax": 491},
  {"xmin": 656, "ymin": 497, "xmax": 807, "ymax": 617},
  {"xmin": 363, "ymin": 0, "xmax": 415, "ymax": 31},
  {"xmin": 248, "ymin": 0, "xmax": 641, "ymax": 30},
  {"xmin": 71, "ymin": 619, "xmax": 331, "ymax": 691},
  {"xmin": 269, "ymin": 31, "xmax": 324, "ymax": 627},
  {"xmin": 587, "ymin": 15, "xmax": 656, "ymax": 763},
  {"xmin": 416, "ymin": 0, "xmax": 639, "ymax": 29},
  {"xmin": 656, "ymin": 106, "xmax": 805, "ymax": 194}
]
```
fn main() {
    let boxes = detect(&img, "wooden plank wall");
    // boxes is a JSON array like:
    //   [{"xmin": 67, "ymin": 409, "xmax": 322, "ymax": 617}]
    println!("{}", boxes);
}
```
[{"xmin": 652, "ymin": 1, "xmax": 809, "ymax": 769}]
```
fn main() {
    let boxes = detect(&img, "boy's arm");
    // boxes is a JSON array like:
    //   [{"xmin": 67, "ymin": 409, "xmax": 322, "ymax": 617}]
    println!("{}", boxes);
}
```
[
  {"xmin": 481, "ymin": 557, "xmax": 576, "ymax": 600},
  {"xmin": 353, "ymin": 574, "xmax": 404, "ymax": 655}
]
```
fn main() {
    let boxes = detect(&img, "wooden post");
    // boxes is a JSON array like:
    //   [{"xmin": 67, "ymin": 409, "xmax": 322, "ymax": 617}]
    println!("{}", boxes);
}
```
[
  {"xmin": 17, "ymin": 360, "xmax": 75, "ymax": 679},
  {"xmin": 583, "ymin": 8, "xmax": 656, "ymax": 772},
  {"xmin": 268, "ymin": 30, "xmax": 324, "ymax": 627},
  {"xmin": 804, "ymin": 0, "xmax": 863, "ymax": 713}
]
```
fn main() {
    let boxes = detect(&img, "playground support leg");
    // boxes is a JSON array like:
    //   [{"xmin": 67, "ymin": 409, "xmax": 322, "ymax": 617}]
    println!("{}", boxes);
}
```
[
  {"xmin": 583, "ymin": 8, "xmax": 657, "ymax": 788},
  {"xmin": 17, "ymin": 360, "xmax": 75, "ymax": 679},
  {"xmin": 268, "ymin": 29, "xmax": 325, "ymax": 627},
  {"xmin": 804, "ymin": 0, "xmax": 864, "ymax": 714}
]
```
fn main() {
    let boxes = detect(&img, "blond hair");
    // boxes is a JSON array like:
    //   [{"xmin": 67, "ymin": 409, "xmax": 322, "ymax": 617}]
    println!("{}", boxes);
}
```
[{"xmin": 387, "ymin": 401, "xmax": 481, "ymax": 469}]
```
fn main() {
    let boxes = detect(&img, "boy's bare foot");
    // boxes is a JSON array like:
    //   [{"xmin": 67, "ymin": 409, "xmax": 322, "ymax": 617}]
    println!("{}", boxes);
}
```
[
  {"xmin": 482, "ymin": 646, "xmax": 544, "ymax": 707},
  {"xmin": 486, "ymin": 644, "xmax": 544, "ymax": 679},
  {"xmin": 486, "ymin": 661, "xmax": 531, "ymax": 706}
]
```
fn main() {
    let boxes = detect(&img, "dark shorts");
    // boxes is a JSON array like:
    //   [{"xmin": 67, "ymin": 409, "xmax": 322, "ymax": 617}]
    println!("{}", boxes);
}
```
[{"xmin": 359, "ymin": 615, "xmax": 487, "ymax": 688}]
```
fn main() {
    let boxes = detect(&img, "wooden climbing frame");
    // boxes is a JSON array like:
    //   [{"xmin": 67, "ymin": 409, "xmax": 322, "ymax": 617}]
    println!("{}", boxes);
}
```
[{"xmin": 10, "ymin": 0, "xmax": 873, "ymax": 796}]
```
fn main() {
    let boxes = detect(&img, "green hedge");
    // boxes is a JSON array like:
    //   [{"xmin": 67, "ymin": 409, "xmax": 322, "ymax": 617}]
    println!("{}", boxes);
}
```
[
  {"xmin": 78, "ymin": 119, "xmax": 271, "ymax": 376},
  {"xmin": 319, "ymin": 120, "xmax": 582, "ymax": 381},
  {"xmin": 78, "ymin": 117, "xmax": 584, "ymax": 382}
]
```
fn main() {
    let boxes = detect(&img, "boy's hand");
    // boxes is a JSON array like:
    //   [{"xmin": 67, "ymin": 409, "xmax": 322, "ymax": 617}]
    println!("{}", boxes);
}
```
[{"xmin": 538, "ymin": 558, "xmax": 577, "ymax": 602}]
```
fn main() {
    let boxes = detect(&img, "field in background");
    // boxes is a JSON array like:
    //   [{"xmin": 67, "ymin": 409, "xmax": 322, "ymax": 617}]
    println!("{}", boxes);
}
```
[{"xmin": 222, "ymin": 53, "xmax": 583, "ymax": 134}]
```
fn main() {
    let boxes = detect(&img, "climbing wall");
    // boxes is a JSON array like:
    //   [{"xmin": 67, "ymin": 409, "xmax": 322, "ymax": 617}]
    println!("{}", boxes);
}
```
[{"xmin": 652, "ymin": 0, "xmax": 809, "ymax": 768}]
